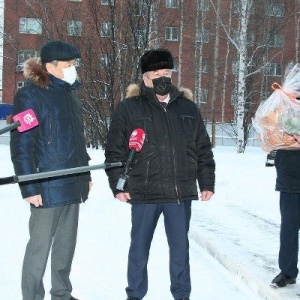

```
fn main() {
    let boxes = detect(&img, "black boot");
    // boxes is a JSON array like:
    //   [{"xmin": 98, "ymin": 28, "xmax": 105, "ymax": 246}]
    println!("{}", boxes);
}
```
[
  {"xmin": 127, "ymin": 297, "xmax": 141, "ymax": 300},
  {"xmin": 271, "ymin": 272, "xmax": 296, "ymax": 288},
  {"xmin": 70, "ymin": 296, "xmax": 79, "ymax": 300}
]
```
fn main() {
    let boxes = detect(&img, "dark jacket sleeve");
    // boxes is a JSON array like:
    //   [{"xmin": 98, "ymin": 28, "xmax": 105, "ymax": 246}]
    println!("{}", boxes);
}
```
[
  {"xmin": 105, "ymin": 102, "xmax": 131, "ymax": 196},
  {"xmin": 195, "ymin": 110, "xmax": 215, "ymax": 193},
  {"xmin": 10, "ymin": 89, "xmax": 42, "ymax": 198}
]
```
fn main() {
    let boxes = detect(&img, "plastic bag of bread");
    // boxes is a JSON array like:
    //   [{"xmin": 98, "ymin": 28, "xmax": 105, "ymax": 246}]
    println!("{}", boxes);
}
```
[
  {"xmin": 281, "ymin": 103, "xmax": 300, "ymax": 135},
  {"xmin": 252, "ymin": 63, "xmax": 300, "ymax": 151}
]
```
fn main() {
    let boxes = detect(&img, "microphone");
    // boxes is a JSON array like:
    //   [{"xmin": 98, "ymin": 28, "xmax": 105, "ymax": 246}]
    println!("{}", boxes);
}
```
[
  {"xmin": 0, "ymin": 109, "xmax": 39, "ymax": 135},
  {"xmin": 116, "ymin": 128, "xmax": 145, "ymax": 191},
  {"xmin": 0, "ymin": 162, "xmax": 122, "ymax": 185}
]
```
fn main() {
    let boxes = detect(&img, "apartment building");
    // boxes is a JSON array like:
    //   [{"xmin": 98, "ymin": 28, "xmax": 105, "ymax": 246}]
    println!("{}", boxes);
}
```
[{"xmin": 2, "ymin": 0, "xmax": 299, "ymax": 145}]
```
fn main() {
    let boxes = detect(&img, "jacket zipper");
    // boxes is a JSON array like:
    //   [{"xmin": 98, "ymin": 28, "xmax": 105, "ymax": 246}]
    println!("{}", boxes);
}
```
[
  {"xmin": 164, "ymin": 102, "xmax": 180, "ymax": 203},
  {"xmin": 143, "ymin": 160, "xmax": 151, "ymax": 202},
  {"xmin": 67, "ymin": 90, "xmax": 84, "ymax": 202}
]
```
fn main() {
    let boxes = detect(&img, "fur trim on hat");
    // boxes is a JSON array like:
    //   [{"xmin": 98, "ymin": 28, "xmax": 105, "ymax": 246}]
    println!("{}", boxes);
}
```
[{"xmin": 23, "ymin": 57, "xmax": 50, "ymax": 88}]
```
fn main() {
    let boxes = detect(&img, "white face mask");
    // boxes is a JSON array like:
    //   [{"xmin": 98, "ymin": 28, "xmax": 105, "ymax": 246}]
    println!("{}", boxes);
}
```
[{"xmin": 61, "ymin": 66, "xmax": 77, "ymax": 85}]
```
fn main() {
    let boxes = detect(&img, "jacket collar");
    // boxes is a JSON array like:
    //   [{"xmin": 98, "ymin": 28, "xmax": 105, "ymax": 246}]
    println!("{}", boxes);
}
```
[
  {"xmin": 125, "ymin": 83, "xmax": 194, "ymax": 102},
  {"xmin": 48, "ymin": 74, "xmax": 80, "ymax": 91}
]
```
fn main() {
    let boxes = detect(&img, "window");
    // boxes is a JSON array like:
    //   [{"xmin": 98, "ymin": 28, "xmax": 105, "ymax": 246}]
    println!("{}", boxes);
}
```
[
  {"xmin": 166, "ymin": 0, "xmax": 179, "ymax": 8},
  {"xmin": 102, "ymin": 0, "xmax": 114, "ymax": 5},
  {"xmin": 17, "ymin": 49, "xmax": 39, "ymax": 71},
  {"xmin": 263, "ymin": 62, "xmax": 282, "ymax": 76},
  {"xmin": 75, "ymin": 59, "xmax": 82, "ymax": 67},
  {"xmin": 130, "ymin": 0, "xmax": 147, "ymax": 16},
  {"xmin": 100, "ymin": 54, "xmax": 111, "ymax": 68},
  {"xmin": 267, "ymin": 33, "xmax": 284, "ymax": 47},
  {"xmin": 17, "ymin": 81, "xmax": 25, "ymax": 90},
  {"xmin": 232, "ymin": 59, "xmax": 238, "ymax": 75},
  {"xmin": 260, "ymin": 90, "xmax": 272, "ymax": 102},
  {"xmin": 100, "ymin": 84, "xmax": 109, "ymax": 99},
  {"xmin": 233, "ymin": 0, "xmax": 254, "ymax": 14},
  {"xmin": 232, "ymin": 57, "xmax": 255, "ymax": 75},
  {"xmin": 67, "ymin": 20, "xmax": 82, "ymax": 36},
  {"xmin": 247, "ymin": 32, "xmax": 254, "ymax": 46},
  {"xmin": 165, "ymin": 27, "xmax": 179, "ymax": 41},
  {"xmin": 231, "ymin": 90, "xmax": 240, "ymax": 106},
  {"xmin": 18, "ymin": 49, "xmax": 39, "ymax": 65},
  {"xmin": 233, "ymin": 30, "xmax": 254, "ymax": 46},
  {"xmin": 266, "ymin": 2, "xmax": 285, "ymax": 17},
  {"xmin": 232, "ymin": 0, "xmax": 240, "ymax": 13},
  {"xmin": 196, "ymin": 28, "xmax": 210, "ymax": 43},
  {"xmin": 195, "ymin": 87, "xmax": 208, "ymax": 104},
  {"xmin": 172, "ymin": 57, "xmax": 178, "ymax": 72},
  {"xmin": 101, "ymin": 22, "xmax": 113, "ymax": 37},
  {"xmin": 201, "ymin": 58, "xmax": 209, "ymax": 73},
  {"xmin": 197, "ymin": 0, "xmax": 209, "ymax": 11},
  {"xmin": 134, "ymin": 29, "xmax": 146, "ymax": 49},
  {"xmin": 19, "ymin": 18, "xmax": 42, "ymax": 34}
]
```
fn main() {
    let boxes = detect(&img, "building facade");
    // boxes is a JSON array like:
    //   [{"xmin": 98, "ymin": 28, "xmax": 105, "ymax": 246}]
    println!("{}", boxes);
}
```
[{"xmin": 2, "ymin": 0, "xmax": 300, "ymax": 145}]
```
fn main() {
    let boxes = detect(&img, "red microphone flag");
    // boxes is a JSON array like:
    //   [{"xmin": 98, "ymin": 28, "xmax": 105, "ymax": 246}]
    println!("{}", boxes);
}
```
[
  {"xmin": 129, "ymin": 128, "xmax": 145, "ymax": 152},
  {"xmin": 12, "ymin": 109, "xmax": 39, "ymax": 132}
]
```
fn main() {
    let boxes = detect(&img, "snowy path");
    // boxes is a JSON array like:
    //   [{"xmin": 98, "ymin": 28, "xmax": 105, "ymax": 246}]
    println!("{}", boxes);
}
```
[
  {"xmin": 0, "ymin": 145, "xmax": 263, "ymax": 299},
  {"xmin": 0, "ymin": 175, "xmax": 263, "ymax": 300},
  {"xmin": 190, "ymin": 147, "xmax": 300, "ymax": 300}
]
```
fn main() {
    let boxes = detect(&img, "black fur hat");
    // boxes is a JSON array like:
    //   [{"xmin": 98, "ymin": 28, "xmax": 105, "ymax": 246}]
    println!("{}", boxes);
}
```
[{"xmin": 140, "ymin": 48, "xmax": 174, "ymax": 74}]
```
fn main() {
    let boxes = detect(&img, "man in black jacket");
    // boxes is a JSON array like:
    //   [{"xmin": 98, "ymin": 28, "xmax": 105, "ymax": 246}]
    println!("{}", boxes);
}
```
[
  {"xmin": 105, "ymin": 48, "xmax": 215, "ymax": 300},
  {"xmin": 10, "ymin": 41, "xmax": 91, "ymax": 300}
]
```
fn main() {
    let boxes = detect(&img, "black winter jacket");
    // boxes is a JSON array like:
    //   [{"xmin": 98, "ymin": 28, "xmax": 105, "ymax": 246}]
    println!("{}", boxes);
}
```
[
  {"xmin": 10, "ymin": 58, "xmax": 90, "ymax": 208},
  {"xmin": 105, "ymin": 83, "xmax": 215, "ymax": 204},
  {"xmin": 275, "ymin": 149, "xmax": 300, "ymax": 193}
]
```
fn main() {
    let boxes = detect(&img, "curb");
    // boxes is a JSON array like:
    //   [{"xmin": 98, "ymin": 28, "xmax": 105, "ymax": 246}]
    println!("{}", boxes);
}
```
[{"xmin": 189, "ymin": 228, "xmax": 298, "ymax": 300}]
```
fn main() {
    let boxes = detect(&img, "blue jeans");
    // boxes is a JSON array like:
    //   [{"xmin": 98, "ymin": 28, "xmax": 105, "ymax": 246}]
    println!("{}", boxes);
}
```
[{"xmin": 126, "ymin": 201, "xmax": 192, "ymax": 299}]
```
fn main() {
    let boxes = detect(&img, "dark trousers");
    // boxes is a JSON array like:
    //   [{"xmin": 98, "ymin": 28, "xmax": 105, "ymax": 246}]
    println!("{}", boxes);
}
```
[
  {"xmin": 279, "ymin": 192, "xmax": 300, "ymax": 278},
  {"xmin": 22, "ymin": 204, "xmax": 79, "ymax": 300},
  {"xmin": 125, "ymin": 201, "xmax": 192, "ymax": 300}
]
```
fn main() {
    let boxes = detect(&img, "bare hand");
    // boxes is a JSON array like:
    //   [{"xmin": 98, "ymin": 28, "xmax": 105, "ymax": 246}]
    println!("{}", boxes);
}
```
[
  {"xmin": 201, "ymin": 191, "xmax": 214, "ymax": 201},
  {"xmin": 115, "ymin": 192, "xmax": 131, "ymax": 202},
  {"xmin": 25, "ymin": 195, "xmax": 43, "ymax": 207},
  {"xmin": 89, "ymin": 181, "xmax": 93, "ymax": 190}
]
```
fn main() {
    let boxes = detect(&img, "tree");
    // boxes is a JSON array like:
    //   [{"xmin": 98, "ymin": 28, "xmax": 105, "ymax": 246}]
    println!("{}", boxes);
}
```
[
  {"xmin": 6, "ymin": 0, "xmax": 165, "ymax": 148},
  {"xmin": 209, "ymin": 0, "xmax": 296, "ymax": 152}
]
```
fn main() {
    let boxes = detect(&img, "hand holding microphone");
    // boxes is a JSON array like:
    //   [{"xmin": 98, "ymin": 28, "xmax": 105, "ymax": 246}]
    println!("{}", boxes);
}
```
[
  {"xmin": 116, "ymin": 128, "xmax": 145, "ymax": 191},
  {"xmin": 0, "ymin": 109, "xmax": 39, "ymax": 135}
]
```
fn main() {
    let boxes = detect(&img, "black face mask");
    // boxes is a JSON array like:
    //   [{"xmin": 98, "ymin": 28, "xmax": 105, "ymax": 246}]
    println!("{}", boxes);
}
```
[{"xmin": 152, "ymin": 77, "xmax": 172, "ymax": 96}]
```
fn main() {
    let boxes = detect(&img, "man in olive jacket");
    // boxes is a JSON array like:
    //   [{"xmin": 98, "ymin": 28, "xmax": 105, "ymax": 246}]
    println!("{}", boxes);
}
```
[
  {"xmin": 105, "ymin": 48, "xmax": 215, "ymax": 300},
  {"xmin": 10, "ymin": 41, "xmax": 91, "ymax": 300}
]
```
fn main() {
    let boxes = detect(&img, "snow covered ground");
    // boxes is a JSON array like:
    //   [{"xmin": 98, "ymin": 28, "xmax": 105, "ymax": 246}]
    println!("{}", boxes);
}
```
[{"xmin": 0, "ymin": 144, "xmax": 300, "ymax": 299}]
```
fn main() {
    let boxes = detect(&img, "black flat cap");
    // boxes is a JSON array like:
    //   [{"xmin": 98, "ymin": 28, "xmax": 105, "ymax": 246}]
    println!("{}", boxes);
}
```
[
  {"xmin": 40, "ymin": 41, "xmax": 80, "ymax": 64},
  {"xmin": 140, "ymin": 48, "xmax": 174, "ymax": 74}
]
